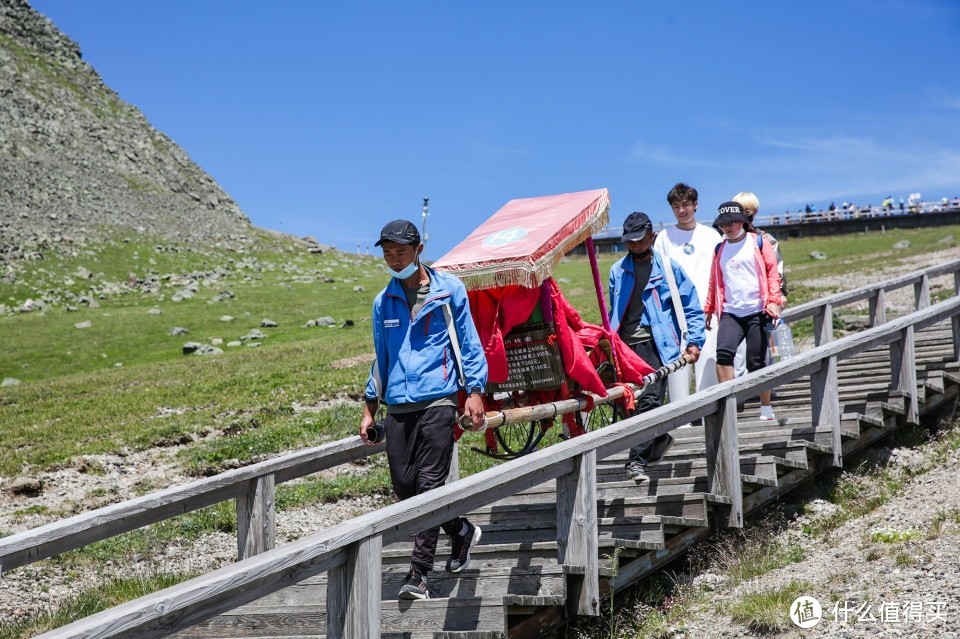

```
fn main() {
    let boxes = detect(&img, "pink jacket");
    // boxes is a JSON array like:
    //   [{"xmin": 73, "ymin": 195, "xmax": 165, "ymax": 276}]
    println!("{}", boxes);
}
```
[{"xmin": 703, "ymin": 232, "xmax": 782, "ymax": 317}]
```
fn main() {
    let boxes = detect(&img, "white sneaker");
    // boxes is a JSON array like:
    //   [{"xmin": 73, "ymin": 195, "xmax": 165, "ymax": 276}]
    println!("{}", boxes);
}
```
[{"xmin": 759, "ymin": 406, "xmax": 777, "ymax": 421}]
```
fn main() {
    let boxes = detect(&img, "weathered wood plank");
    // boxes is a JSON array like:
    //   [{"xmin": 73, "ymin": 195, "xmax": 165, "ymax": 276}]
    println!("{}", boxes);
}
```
[
  {"xmin": 0, "ymin": 437, "xmax": 382, "ymax": 574},
  {"xmin": 344, "ymin": 535, "xmax": 382, "ymax": 639},
  {"xmin": 237, "ymin": 475, "xmax": 276, "ymax": 560},
  {"xmin": 869, "ymin": 288, "xmax": 887, "ymax": 326},
  {"xmin": 703, "ymin": 396, "xmax": 742, "ymax": 528},
  {"xmin": 915, "ymin": 273, "xmax": 931, "ymax": 310},
  {"xmin": 555, "ymin": 450, "xmax": 599, "ymax": 618},
  {"xmin": 890, "ymin": 326, "xmax": 919, "ymax": 425},
  {"xmin": 810, "ymin": 355, "xmax": 842, "ymax": 468}
]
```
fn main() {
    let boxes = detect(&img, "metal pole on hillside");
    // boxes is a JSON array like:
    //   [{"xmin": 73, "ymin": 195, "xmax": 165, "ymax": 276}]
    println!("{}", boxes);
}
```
[{"xmin": 421, "ymin": 197, "xmax": 430, "ymax": 250}]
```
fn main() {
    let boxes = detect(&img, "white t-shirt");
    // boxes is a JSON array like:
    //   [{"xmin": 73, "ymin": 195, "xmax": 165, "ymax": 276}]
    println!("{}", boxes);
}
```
[
  {"xmin": 719, "ymin": 238, "xmax": 763, "ymax": 316},
  {"xmin": 653, "ymin": 223, "xmax": 721, "ymax": 305}
]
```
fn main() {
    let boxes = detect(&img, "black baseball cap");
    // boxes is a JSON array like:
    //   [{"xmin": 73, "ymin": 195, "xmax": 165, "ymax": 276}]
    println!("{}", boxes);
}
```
[
  {"xmin": 621, "ymin": 211, "xmax": 653, "ymax": 242},
  {"xmin": 714, "ymin": 201, "xmax": 749, "ymax": 227},
  {"xmin": 375, "ymin": 219, "xmax": 421, "ymax": 247}
]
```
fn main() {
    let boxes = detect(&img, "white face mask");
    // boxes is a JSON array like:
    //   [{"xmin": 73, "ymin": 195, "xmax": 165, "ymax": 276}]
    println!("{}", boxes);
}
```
[
  {"xmin": 388, "ymin": 260, "xmax": 419, "ymax": 279},
  {"xmin": 725, "ymin": 227, "xmax": 746, "ymax": 241}
]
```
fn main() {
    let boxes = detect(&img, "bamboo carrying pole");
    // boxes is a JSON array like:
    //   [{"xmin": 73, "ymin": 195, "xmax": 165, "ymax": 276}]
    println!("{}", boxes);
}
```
[{"xmin": 460, "ymin": 354, "xmax": 693, "ymax": 431}]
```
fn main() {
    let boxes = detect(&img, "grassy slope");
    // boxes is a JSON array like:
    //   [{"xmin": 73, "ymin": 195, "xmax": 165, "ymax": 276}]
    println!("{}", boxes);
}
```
[{"xmin": 1, "ymin": 224, "xmax": 957, "ymax": 478}]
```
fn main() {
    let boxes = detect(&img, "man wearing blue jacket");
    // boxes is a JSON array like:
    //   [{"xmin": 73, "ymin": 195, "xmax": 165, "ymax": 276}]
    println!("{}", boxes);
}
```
[
  {"xmin": 609, "ymin": 212, "xmax": 705, "ymax": 482},
  {"xmin": 359, "ymin": 219, "xmax": 488, "ymax": 600}
]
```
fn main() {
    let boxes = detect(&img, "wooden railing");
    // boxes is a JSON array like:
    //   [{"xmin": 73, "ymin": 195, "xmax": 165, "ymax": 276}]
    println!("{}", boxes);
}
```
[
  {"xmin": 0, "ymin": 439, "xmax": 385, "ymax": 573},
  {"xmin": 24, "ymin": 259, "xmax": 960, "ymax": 639}
]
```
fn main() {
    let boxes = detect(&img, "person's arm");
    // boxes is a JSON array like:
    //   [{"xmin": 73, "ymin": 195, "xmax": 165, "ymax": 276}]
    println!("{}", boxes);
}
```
[
  {"xmin": 360, "ymin": 298, "xmax": 387, "ymax": 442},
  {"xmin": 759, "ymin": 239, "xmax": 783, "ymax": 316},
  {"xmin": 702, "ymin": 250, "xmax": 719, "ymax": 330},
  {"xmin": 451, "ymin": 281, "xmax": 488, "ymax": 431},
  {"xmin": 670, "ymin": 259, "xmax": 705, "ymax": 361}
]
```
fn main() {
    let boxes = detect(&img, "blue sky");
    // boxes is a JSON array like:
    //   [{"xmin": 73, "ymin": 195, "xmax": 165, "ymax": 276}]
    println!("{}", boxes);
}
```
[{"xmin": 31, "ymin": 0, "xmax": 960, "ymax": 259}]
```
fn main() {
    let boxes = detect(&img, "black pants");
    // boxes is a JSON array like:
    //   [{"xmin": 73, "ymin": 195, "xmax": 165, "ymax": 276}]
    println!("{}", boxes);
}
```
[
  {"xmin": 626, "ymin": 340, "xmax": 671, "ymax": 466},
  {"xmin": 384, "ymin": 405, "xmax": 466, "ymax": 572},
  {"xmin": 716, "ymin": 312, "xmax": 768, "ymax": 372}
]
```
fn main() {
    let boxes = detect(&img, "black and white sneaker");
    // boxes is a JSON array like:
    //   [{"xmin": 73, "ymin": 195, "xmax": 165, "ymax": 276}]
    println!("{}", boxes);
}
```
[
  {"xmin": 446, "ymin": 522, "xmax": 482, "ymax": 573},
  {"xmin": 398, "ymin": 567, "xmax": 429, "ymax": 600},
  {"xmin": 625, "ymin": 461, "xmax": 649, "ymax": 482}
]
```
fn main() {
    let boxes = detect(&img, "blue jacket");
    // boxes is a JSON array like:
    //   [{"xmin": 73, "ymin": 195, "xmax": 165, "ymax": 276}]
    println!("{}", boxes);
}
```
[
  {"xmin": 608, "ymin": 251, "xmax": 706, "ymax": 363},
  {"xmin": 365, "ymin": 265, "xmax": 488, "ymax": 406}
]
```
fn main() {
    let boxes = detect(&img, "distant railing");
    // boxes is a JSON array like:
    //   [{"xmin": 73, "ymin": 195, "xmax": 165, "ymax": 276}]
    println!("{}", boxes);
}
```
[
  {"xmin": 24, "ymin": 260, "xmax": 960, "ymax": 639},
  {"xmin": 755, "ymin": 201, "xmax": 960, "ymax": 227}
]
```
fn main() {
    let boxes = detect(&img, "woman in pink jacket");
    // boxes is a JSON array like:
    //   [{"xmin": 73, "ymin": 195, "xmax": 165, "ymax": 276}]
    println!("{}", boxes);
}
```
[{"xmin": 703, "ymin": 201, "xmax": 783, "ymax": 421}]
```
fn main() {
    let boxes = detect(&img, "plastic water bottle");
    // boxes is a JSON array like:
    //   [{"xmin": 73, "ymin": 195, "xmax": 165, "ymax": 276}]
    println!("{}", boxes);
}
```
[{"xmin": 766, "ymin": 319, "xmax": 794, "ymax": 362}]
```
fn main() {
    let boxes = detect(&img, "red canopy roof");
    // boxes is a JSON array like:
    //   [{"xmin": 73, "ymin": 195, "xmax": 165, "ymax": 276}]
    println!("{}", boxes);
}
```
[{"xmin": 432, "ymin": 188, "xmax": 610, "ymax": 290}]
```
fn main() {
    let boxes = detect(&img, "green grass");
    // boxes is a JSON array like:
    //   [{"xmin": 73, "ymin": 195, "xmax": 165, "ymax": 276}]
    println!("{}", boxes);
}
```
[
  {"xmin": 4, "ymin": 224, "xmax": 957, "ymax": 478},
  {"xmin": 870, "ymin": 527, "xmax": 921, "ymax": 544},
  {"xmin": 0, "ymin": 573, "xmax": 195, "ymax": 639},
  {"xmin": 728, "ymin": 580, "xmax": 814, "ymax": 634}
]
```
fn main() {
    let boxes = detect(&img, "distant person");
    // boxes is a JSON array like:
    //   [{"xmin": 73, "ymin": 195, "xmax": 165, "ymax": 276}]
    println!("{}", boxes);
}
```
[
  {"xmin": 653, "ymin": 182, "xmax": 722, "ymax": 403},
  {"xmin": 703, "ymin": 202, "xmax": 782, "ymax": 421},
  {"xmin": 609, "ymin": 211, "xmax": 704, "ymax": 482},
  {"xmin": 360, "ymin": 219, "xmax": 488, "ymax": 599}
]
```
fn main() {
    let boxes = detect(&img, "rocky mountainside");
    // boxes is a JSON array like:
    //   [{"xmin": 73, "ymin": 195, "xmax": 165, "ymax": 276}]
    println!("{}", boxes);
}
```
[{"xmin": 0, "ymin": 0, "xmax": 253, "ymax": 259}]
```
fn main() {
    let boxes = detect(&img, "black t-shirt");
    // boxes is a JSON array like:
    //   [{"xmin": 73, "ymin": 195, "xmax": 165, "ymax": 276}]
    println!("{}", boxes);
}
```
[{"xmin": 618, "ymin": 255, "xmax": 653, "ymax": 345}]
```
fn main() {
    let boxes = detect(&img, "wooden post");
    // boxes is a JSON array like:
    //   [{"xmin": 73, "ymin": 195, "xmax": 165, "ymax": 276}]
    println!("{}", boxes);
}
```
[
  {"xmin": 869, "ymin": 289, "xmax": 887, "ymax": 327},
  {"xmin": 952, "ymin": 313, "xmax": 960, "ymax": 364},
  {"xmin": 236, "ymin": 475, "xmax": 275, "ymax": 560},
  {"xmin": 556, "ymin": 450, "xmax": 599, "ymax": 616},
  {"xmin": 327, "ymin": 535, "xmax": 383, "ymax": 639},
  {"xmin": 890, "ymin": 327, "xmax": 919, "ymax": 425},
  {"xmin": 813, "ymin": 303, "xmax": 834, "ymax": 346},
  {"xmin": 810, "ymin": 356, "xmax": 842, "ymax": 468},
  {"xmin": 915, "ymin": 274, "xmax": 930, "ymax": 310},
  {"xmin": 703, "ymin": 397, "xmax": 742, "ymax": 528},
  {"xmin": 954, "ymin": 270, "xmax": 960, "ymax": 296},
  {"xmin": 326, "ymin": 559, "xmax": 349, "ymax": 639}
]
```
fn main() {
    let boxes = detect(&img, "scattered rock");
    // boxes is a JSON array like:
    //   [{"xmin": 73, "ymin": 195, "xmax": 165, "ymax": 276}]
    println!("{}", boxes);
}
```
[
  {"xmin": 210, "ymin": 338, "xmax": 223, "ymax": 346},
  {"xmin": 938, "ymin": 234, "xmax": 954, "ymax": 245},
  {"xmin": 241, "ymin": 329, "xmax": 266, "ymax": 341},
  {"xmin": 341, "ymin": 319, "xmax": 355, "ymax": 328},
  {"xmin": 220, "ymin": 315, "xmax": 235, "ymax": 322},
  {"xmin": 74, "ymin": 320, "xmax": 92, "ymax": 329},
  {"xmin": 147, "ymin": 307, "xmax": 162, "ymax": 315},
  {"xmin": 352, "ymin": 285, "xmax": 365, "ymax": 293},
  {"xmin": 1, "ymin": 378, "xmax": 22, "ymax": 387},
  {"xmin": 260, "ymin": 319, "xmax": 278, "ymax": 328},
  {"xmin": 838, "ymin": 315, "xmax": 871, "ymax": 331},
  {"xmin": 809, "ymin": 251, "xmax": 828, "ymax": 260},
  {"xmin": 169, "ymin": 327, "xmax": 189, "ymax": 336},
  {"xmin": 75, "ymin": 266, "xmax": 93, "ymax": 279},
  {"xmin": 226, "ymin": 341, "xmax": 242, "ymax": 347},
  {"xmin": 182, "ymin": 342, "xmax": 203, "ymax": 355},
  {"xmin": 194, "ymin": 344, "xmax": 224, "ymax": 356},
  {"xmin": 892, "ymin": 240, "xmax": 911, "ymax": 250}
]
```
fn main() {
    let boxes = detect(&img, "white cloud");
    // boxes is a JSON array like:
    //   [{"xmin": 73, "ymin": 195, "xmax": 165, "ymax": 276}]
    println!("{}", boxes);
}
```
[{"xmin": 745, "ymin": 132, "xmax": 960, "ymax": 206}]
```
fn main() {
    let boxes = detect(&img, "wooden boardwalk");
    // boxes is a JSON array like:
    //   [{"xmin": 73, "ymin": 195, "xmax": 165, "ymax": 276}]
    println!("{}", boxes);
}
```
[
  {"xmin": 167, "ymin": 323, "xmax": 960, "ymax": 639},
  {"xmin": 12, "ymin": 261, "xmax": 960, "ymax": 639}
]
